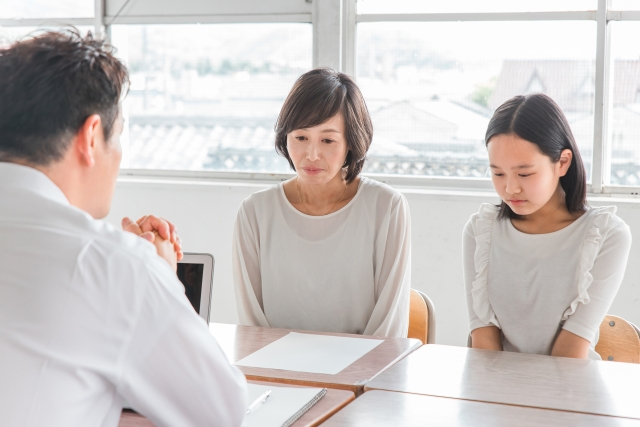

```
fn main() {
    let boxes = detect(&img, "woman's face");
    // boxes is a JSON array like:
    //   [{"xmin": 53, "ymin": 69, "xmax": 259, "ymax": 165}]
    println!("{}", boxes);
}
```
[
  {"xmin": 286, "ymin": 113, "xmax": 348, "ymax": 185},
  {"xmin": 487, "ymin": 133, "xmax": 572, "ymax": 216}
]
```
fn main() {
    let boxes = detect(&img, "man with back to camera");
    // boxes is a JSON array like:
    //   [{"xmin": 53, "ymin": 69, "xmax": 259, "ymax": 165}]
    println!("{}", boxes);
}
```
[{"xmin": 0, "ymin": 30, "xmax": 247, "ymax": 426}]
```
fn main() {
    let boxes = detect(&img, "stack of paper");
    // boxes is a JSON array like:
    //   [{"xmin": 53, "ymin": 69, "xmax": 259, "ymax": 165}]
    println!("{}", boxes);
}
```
[
  {"xmin": 235, "ymin": 332, "xmax": 384, "ymax": 375},
  {"xmin": 242, "ymin": 383, "xmax": 326, "ymax": 427}
]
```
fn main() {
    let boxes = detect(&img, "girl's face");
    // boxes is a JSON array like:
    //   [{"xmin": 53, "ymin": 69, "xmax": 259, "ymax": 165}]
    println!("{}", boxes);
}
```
[
  {"xmin": 286, "ymin": 113, "xmax": 348, "ymax": 185},
  {"xmin": 487, "ymin": 134, "xmax": 572, "ymax": 216}
]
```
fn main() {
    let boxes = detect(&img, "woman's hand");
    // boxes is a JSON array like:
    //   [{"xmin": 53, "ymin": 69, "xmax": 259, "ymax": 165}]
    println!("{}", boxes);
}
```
[{"xmin": 471, "ymin": 326, "xmax": 503, "ymax": 351}]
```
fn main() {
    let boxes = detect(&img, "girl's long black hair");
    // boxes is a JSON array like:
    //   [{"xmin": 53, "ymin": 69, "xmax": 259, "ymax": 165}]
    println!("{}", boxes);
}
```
[{"xmin": 485, "ymin": 93, "xmax": 588, "ymax": 220}]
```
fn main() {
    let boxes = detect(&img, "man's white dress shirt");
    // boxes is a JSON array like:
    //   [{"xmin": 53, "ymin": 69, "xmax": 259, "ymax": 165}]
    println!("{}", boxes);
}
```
[{"xmin": 0, "ymin": 163, "xmax": 247, "ymax": 427}]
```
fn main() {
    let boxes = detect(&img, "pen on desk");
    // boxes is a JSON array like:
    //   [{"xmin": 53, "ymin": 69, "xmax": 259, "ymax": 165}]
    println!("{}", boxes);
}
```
[{"xmin": 246, "ymin": 390, "xmax": 271, "ymax": 414}]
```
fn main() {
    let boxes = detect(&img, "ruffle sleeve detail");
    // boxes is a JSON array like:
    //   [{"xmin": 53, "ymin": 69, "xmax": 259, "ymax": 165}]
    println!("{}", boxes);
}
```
[
  {"xmin": 561, "ymin": 206, "xmax": 617, "ymax": 321},
  {"xmin": 471, "ymin": 203, "xmax": 501, "ymax": 328}
]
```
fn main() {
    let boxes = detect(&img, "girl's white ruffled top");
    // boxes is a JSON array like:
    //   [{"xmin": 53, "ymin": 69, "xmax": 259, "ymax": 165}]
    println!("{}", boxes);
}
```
[{"xmin": 462, "ymin": 203, "xmax": 632, "ymax": 359}]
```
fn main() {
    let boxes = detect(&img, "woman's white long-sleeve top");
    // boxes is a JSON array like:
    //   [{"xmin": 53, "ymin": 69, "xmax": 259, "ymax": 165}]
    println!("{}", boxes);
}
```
[{"xmin": 233, "ymin": 177, "xmax": 411, "ymax": 338}]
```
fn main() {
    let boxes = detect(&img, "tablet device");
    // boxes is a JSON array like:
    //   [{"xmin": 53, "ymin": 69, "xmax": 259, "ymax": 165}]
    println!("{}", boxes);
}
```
[{"xmin": 177, "ymin": 253, "xmax": 214, "ymax": 323}]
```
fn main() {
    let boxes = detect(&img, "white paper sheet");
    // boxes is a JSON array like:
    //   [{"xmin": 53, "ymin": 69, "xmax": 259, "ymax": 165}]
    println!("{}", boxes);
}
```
[
  {"xmin": 235, "ymin": 332, "xmax": 384, "ymax": 375},
  {"xmin": 242, "ymin": 383, "xmax": 325, "ymax": 427}
]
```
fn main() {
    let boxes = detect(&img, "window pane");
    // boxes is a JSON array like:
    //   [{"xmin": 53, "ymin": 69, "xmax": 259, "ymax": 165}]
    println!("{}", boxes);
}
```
[
  {"xmin": 0, "ymin": 0, "xmax": 94, "ymax": 19},
  {"xmin": 357, "ymin": 0, "xmax": 596, "ymax": 14},
  {"xmin": 0, "ymin": 26, "xmax": 94, "ymax": 47},
  {"xmin": 609, "ymin": 22, "xmax": 640, "ymax": 186},
  {"xmin": 611, "ymin": 0, "xmax": 640, "ymax": 10},
  {"xmin": 357, "ymin": 21, "xmax": 596, "ymax": 179},
  {"xmin": 111, "ymin": 24, "xmax": 312, "ymax": 171}
]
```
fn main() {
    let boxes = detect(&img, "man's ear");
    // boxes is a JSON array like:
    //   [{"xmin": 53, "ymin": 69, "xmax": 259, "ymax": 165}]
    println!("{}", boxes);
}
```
[{"xmin": 75, "ymin": 114, "xmax": 103, "ymax": 167}]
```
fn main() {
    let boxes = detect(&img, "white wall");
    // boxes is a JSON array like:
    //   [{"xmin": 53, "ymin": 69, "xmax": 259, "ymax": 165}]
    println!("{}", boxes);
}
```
[{"xmin": 106, "ymin": 177, "xmax": 640, "ymax": 346}]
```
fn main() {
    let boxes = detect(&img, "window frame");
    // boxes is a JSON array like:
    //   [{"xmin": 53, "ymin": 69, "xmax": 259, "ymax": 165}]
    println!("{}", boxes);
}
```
[
  {"xmin": 5, "ymin": 0, "xmax": 640, "ymax": 195},
  {"xmin": 357, "ymin": 1, "xmax": 640, "ymax": 195}
]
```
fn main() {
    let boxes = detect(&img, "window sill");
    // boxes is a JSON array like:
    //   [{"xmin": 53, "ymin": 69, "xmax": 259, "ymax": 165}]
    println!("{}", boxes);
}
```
[{"xmin": 117, "ymin": 169, "xmax": 640, "ymax": 205}]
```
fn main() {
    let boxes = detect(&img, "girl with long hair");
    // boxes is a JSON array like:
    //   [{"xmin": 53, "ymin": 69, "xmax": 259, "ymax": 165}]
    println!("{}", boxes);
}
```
[{"xmin": 463, "ymin": 93, "xmax": 632, "ymax": 359}]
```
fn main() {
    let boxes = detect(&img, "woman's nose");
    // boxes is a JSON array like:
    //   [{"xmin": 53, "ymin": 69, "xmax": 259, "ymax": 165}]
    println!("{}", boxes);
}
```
[{"xmin": 307, "ymin": 142, "xmax": 320, "ymax": 161}]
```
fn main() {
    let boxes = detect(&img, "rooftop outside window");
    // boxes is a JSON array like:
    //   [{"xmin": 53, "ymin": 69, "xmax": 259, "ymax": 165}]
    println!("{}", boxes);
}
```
[
  {"xmin": 111, "ymin": 23, "xmax": 312, "ymax": 172},
  {"xmin": 356, "ymin": 21, "xmax": 596, "ymax": 179}
]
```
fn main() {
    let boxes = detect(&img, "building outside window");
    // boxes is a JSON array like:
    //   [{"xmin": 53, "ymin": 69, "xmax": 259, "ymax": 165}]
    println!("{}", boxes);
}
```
[
  {"xmin": 355, "ymin": 20, "xmax": 596, "ymax": 179},
  {"xmin": 3, "ymin": 0, "xmax": 640, "ymax": 190},
  {"xmin": 111, "ymin": 24, "xmax": 312, "ymax": 172}
]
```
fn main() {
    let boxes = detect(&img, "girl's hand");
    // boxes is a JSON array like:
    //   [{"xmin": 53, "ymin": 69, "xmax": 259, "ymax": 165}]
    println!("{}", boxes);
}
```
[
  {"xmin": 471, "ymin": 326, "xmax": 503, "ymax": 351},
  {"xmin": 551, "ymin": 330, "xmax": 590, "ymax": 359}
]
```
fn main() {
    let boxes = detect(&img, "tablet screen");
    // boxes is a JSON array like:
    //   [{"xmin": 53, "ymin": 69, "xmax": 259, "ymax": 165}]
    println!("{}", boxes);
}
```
[{"xmin": 176, "ymin": 263, "xmax": 203, "ymax": 314}]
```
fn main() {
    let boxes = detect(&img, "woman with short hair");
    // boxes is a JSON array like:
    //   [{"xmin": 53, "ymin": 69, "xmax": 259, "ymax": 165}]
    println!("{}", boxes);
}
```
[{"xmin": 232, "ymin": 68, "xmax": 411, "ymax": 337}]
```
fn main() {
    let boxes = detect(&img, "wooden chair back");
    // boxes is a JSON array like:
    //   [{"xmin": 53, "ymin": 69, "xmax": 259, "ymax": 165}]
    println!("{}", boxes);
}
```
[
  {"xmin": 408, "ymin": 289, "xmax": 436, "ymax": 345},
  {"xmin": 595, "ymin": 315, "xmax": 640, "ymax": 363}
]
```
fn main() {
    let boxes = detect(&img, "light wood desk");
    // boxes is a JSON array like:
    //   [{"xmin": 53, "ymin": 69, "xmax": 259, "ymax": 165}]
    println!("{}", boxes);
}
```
[
  {"xmin": 209, "ymin": 323, "xmax": 421, "ymax": 394},
  {"xmin": 322, "ymin": 390, "xmax": 640, "ymax": 427},
  {"xmin": 118, "ymin": 411, "xmax": 153, "ymax": 427},
  {"xmin": 118, "ymin": 382, "xmax": 354, "ymax": 427},
  {"xmin": 365, "ymin": 344, "xmax": 640, "ymax": 419}
]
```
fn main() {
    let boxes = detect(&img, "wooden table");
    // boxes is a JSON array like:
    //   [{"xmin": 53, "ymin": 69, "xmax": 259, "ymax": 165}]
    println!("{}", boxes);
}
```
[
  {"xmin": 322, "ymin": 390, "xmax": 640, "ymax": 427},
  {"xmin": 119, "ymin": 411, "xmax": 153, "ymax": 427},
  {"xmin": 209, "ymin": 323, "xmax": 421, "ymax": 394},
  {"xmin": 118, "ymin": 382, "xmax": 354, "ymax": 427},
  {"xmin": 365, "ymin": 344, "xmax": 640, "ymax": 419}
]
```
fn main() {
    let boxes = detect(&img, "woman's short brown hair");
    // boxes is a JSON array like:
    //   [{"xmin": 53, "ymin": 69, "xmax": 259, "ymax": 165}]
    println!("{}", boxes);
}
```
[{"xmin": 274, "ymin": 68, "xmax": 373, "ymax": 183}]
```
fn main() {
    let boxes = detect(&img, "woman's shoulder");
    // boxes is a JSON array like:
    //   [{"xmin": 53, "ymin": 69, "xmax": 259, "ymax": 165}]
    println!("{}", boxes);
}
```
[
  {"xmin": 237, "ymin": 183, "xmax": 284, "ymax": 221},
  {"xmin": 358, "ymin": 176, "xmax": 406, "ymax": 206},
  {"xmin": 240, "ymin": 183, "xmax": 282, "ymax": 208}
]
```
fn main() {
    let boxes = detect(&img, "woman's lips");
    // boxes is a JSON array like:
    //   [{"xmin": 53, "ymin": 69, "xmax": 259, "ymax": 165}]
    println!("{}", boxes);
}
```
[{"xmin": 302, "ymin": 167, "xmax": 323, "ymax": 175}]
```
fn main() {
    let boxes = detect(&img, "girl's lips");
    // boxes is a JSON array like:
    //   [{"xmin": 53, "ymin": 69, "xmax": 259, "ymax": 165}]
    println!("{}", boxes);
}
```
[{"xmin": 509, "ymin": 200, "xmax": 527, "ymax": 206}]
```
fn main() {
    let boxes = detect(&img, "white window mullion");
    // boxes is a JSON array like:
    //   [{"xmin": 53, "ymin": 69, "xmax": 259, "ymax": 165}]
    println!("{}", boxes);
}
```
[
  {"xmin": 0, "ymin": 18, "xmax": 95, "ymax": 26},
  {"xmin": 94, "ymin": 0, "xmax": 105, "ymax": 37},
  {"xmin": 313, "ymin": 0, "xmax": 357, "ymax": 74},
  {"xmin": 608, "ymin": 10, "xmax": 640, "ymax": 21},
  {"xmin": 591, "ymin": 0, "xmax": 611, "ymax": 193},
  {"xmin": 313, "ymin": 0, "xmax": 342, "ymax": 70},
  {"xmin": 342, "ymin": 0, "xmax": 356, "ymax": 76},
  {"xmin": 356, "ymin": 11, "xmax": 595, "ymax": 23}
]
